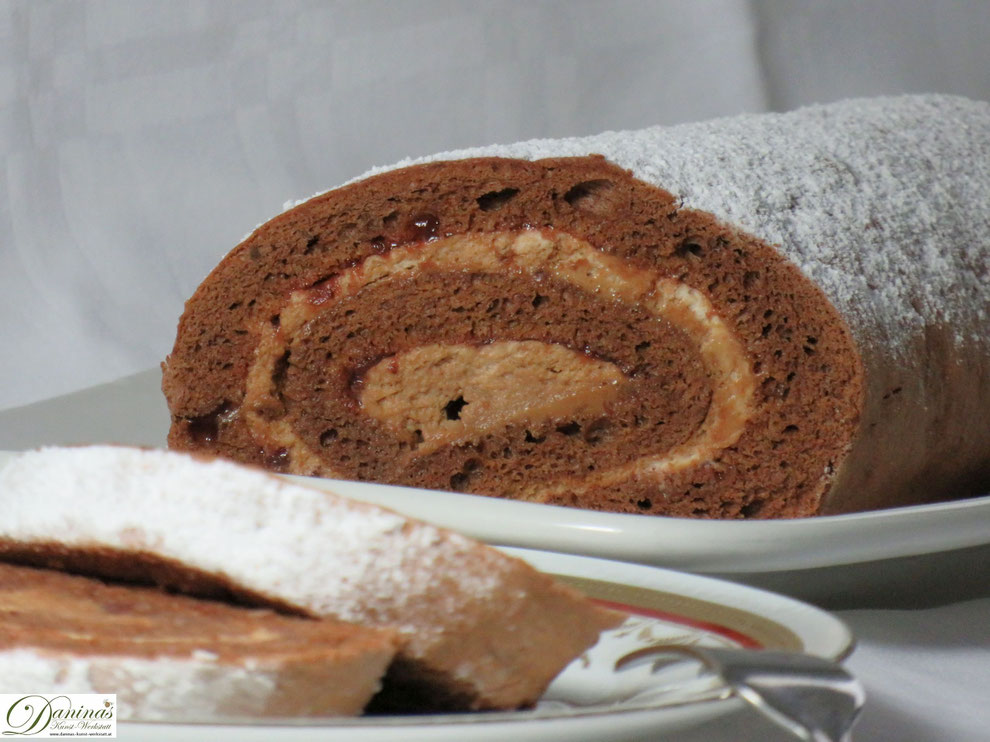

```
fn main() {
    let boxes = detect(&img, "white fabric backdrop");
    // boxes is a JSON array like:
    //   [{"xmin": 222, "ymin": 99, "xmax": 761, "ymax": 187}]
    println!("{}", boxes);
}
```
[
  {"xmin": 841, "ymin": 599, "xmax": 990, "ymax": 741},
  {"xmin": 2, "ymin": 0, "xmax": 989, "ymax": 409}
]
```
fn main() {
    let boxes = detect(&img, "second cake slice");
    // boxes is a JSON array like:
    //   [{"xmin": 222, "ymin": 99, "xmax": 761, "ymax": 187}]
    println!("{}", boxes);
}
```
[
  {"xmin": 0, "ymin": 561, "xmax": 397, "ymax": 719},
  {"xmin": 0, "ymin": 445, "xmax": 622, "ymax": 712}
]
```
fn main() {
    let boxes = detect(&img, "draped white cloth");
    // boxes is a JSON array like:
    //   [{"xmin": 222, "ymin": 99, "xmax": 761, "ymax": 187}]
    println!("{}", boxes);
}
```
[{"xmin": 840, "ymin": 599, "xmax": 990, "ymax": 741}]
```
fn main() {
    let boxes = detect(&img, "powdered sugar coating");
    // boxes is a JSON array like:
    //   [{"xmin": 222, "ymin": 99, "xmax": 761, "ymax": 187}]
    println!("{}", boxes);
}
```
[
  {"xmin": 0, "ymin": 645, "xmax": 391, "ymax": 720},
  {"xmin": 0, "ymin": 446, "xmax": 508, "ymax": 636},
  {"xmin": 325, "ymin": 95, "xmax": 989, "ymax": 360},
  {"xmin": 0, "ymin": 648, "xmax": 277, "ymax": 721},
  {"xmin": 0, "ymin": 447, "xmax": 619, "ymax": 711}
]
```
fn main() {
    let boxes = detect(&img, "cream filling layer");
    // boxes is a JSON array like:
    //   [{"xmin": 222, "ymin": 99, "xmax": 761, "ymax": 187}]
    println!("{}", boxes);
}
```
[
  {"xmin": 243, "ymin": 229, "xmax": 756, "ymax": 488},
  {"xmin": 360, "ymin": 341, "xmax": 627, "ymax": 453}
]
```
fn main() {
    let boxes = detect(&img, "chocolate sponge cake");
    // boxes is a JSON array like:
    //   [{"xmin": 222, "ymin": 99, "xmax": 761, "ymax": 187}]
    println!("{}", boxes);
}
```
[
  {"xmin": 0, "ymin": 562, "xmax": 397, "ymax": 720},
  {"xmin": 163, "ymin": 95, "xmax": 990, "ymax": 518},
  {"xmin": 0, "ymin": 446, "xmax": 621, "ymax": 712}
]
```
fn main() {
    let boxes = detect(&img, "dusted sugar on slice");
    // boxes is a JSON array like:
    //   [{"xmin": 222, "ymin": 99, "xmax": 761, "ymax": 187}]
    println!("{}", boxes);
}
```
[
  {"xmin": 0, "ymin": 446, "xmax": 622, "ymax": 712},
  {"xmin": 163, "ymin": 94, "xmax": 990, "ymax": 517},
  {"xmin": 0, "ymin": 562, "xmax": 396, "ymax": 720}
]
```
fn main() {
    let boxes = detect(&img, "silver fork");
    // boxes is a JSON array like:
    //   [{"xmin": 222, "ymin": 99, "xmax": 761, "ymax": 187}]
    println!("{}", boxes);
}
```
[{"xmin": 620, "ymin": 645, "xmax": 865, "ymax": 742}]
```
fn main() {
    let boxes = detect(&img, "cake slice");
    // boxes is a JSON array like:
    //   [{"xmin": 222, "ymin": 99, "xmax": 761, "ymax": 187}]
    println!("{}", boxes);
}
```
[
  {"xmin": 0, "ymin": 561, "xmax": 397, "ymax": 720},
  {"xmin": 0, "ymin": 445, "xmax": 622, "ymax": 712},
  {"xmin": 162, "ymin": 94, "xmax": 990, "ymax": 518}
]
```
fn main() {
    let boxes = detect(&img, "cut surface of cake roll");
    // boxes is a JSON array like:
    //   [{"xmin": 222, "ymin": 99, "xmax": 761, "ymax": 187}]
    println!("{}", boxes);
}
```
[
  {"xmin": 0, "ymin": 446, "xmax": 621, "ymax": 712},
  {"xmin": 163, "ymin": 94, "xmax": 990, "ymax": 518},
  {"xmin": 0, "ymin": 561, "xmax": 397, "ymax": 720}
]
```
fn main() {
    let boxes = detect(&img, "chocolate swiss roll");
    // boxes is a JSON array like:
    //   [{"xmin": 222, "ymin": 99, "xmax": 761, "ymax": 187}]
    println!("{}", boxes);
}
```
[
  {"xmin": 0, "ymin": 562, "xmax": 398, "ymax": 719},
  {"xmin": 163, "ymin": 95, "xmax": 990, "ymax": 518},
  {"xmin": 0, "ymin": 446, "xmax": 622, "ymax": 712}
]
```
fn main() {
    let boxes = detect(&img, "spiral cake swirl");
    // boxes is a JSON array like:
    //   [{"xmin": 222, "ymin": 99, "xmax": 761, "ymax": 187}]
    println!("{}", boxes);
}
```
[{"xmin": 163, "ymin": 95, "xmax": 990, "ymax": 518}]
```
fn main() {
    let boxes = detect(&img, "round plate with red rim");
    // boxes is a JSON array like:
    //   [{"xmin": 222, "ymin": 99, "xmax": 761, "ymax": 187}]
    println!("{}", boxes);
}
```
[{"xmin": 120, "ymin": 547, "xmax": 852, "ymax": 741}]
